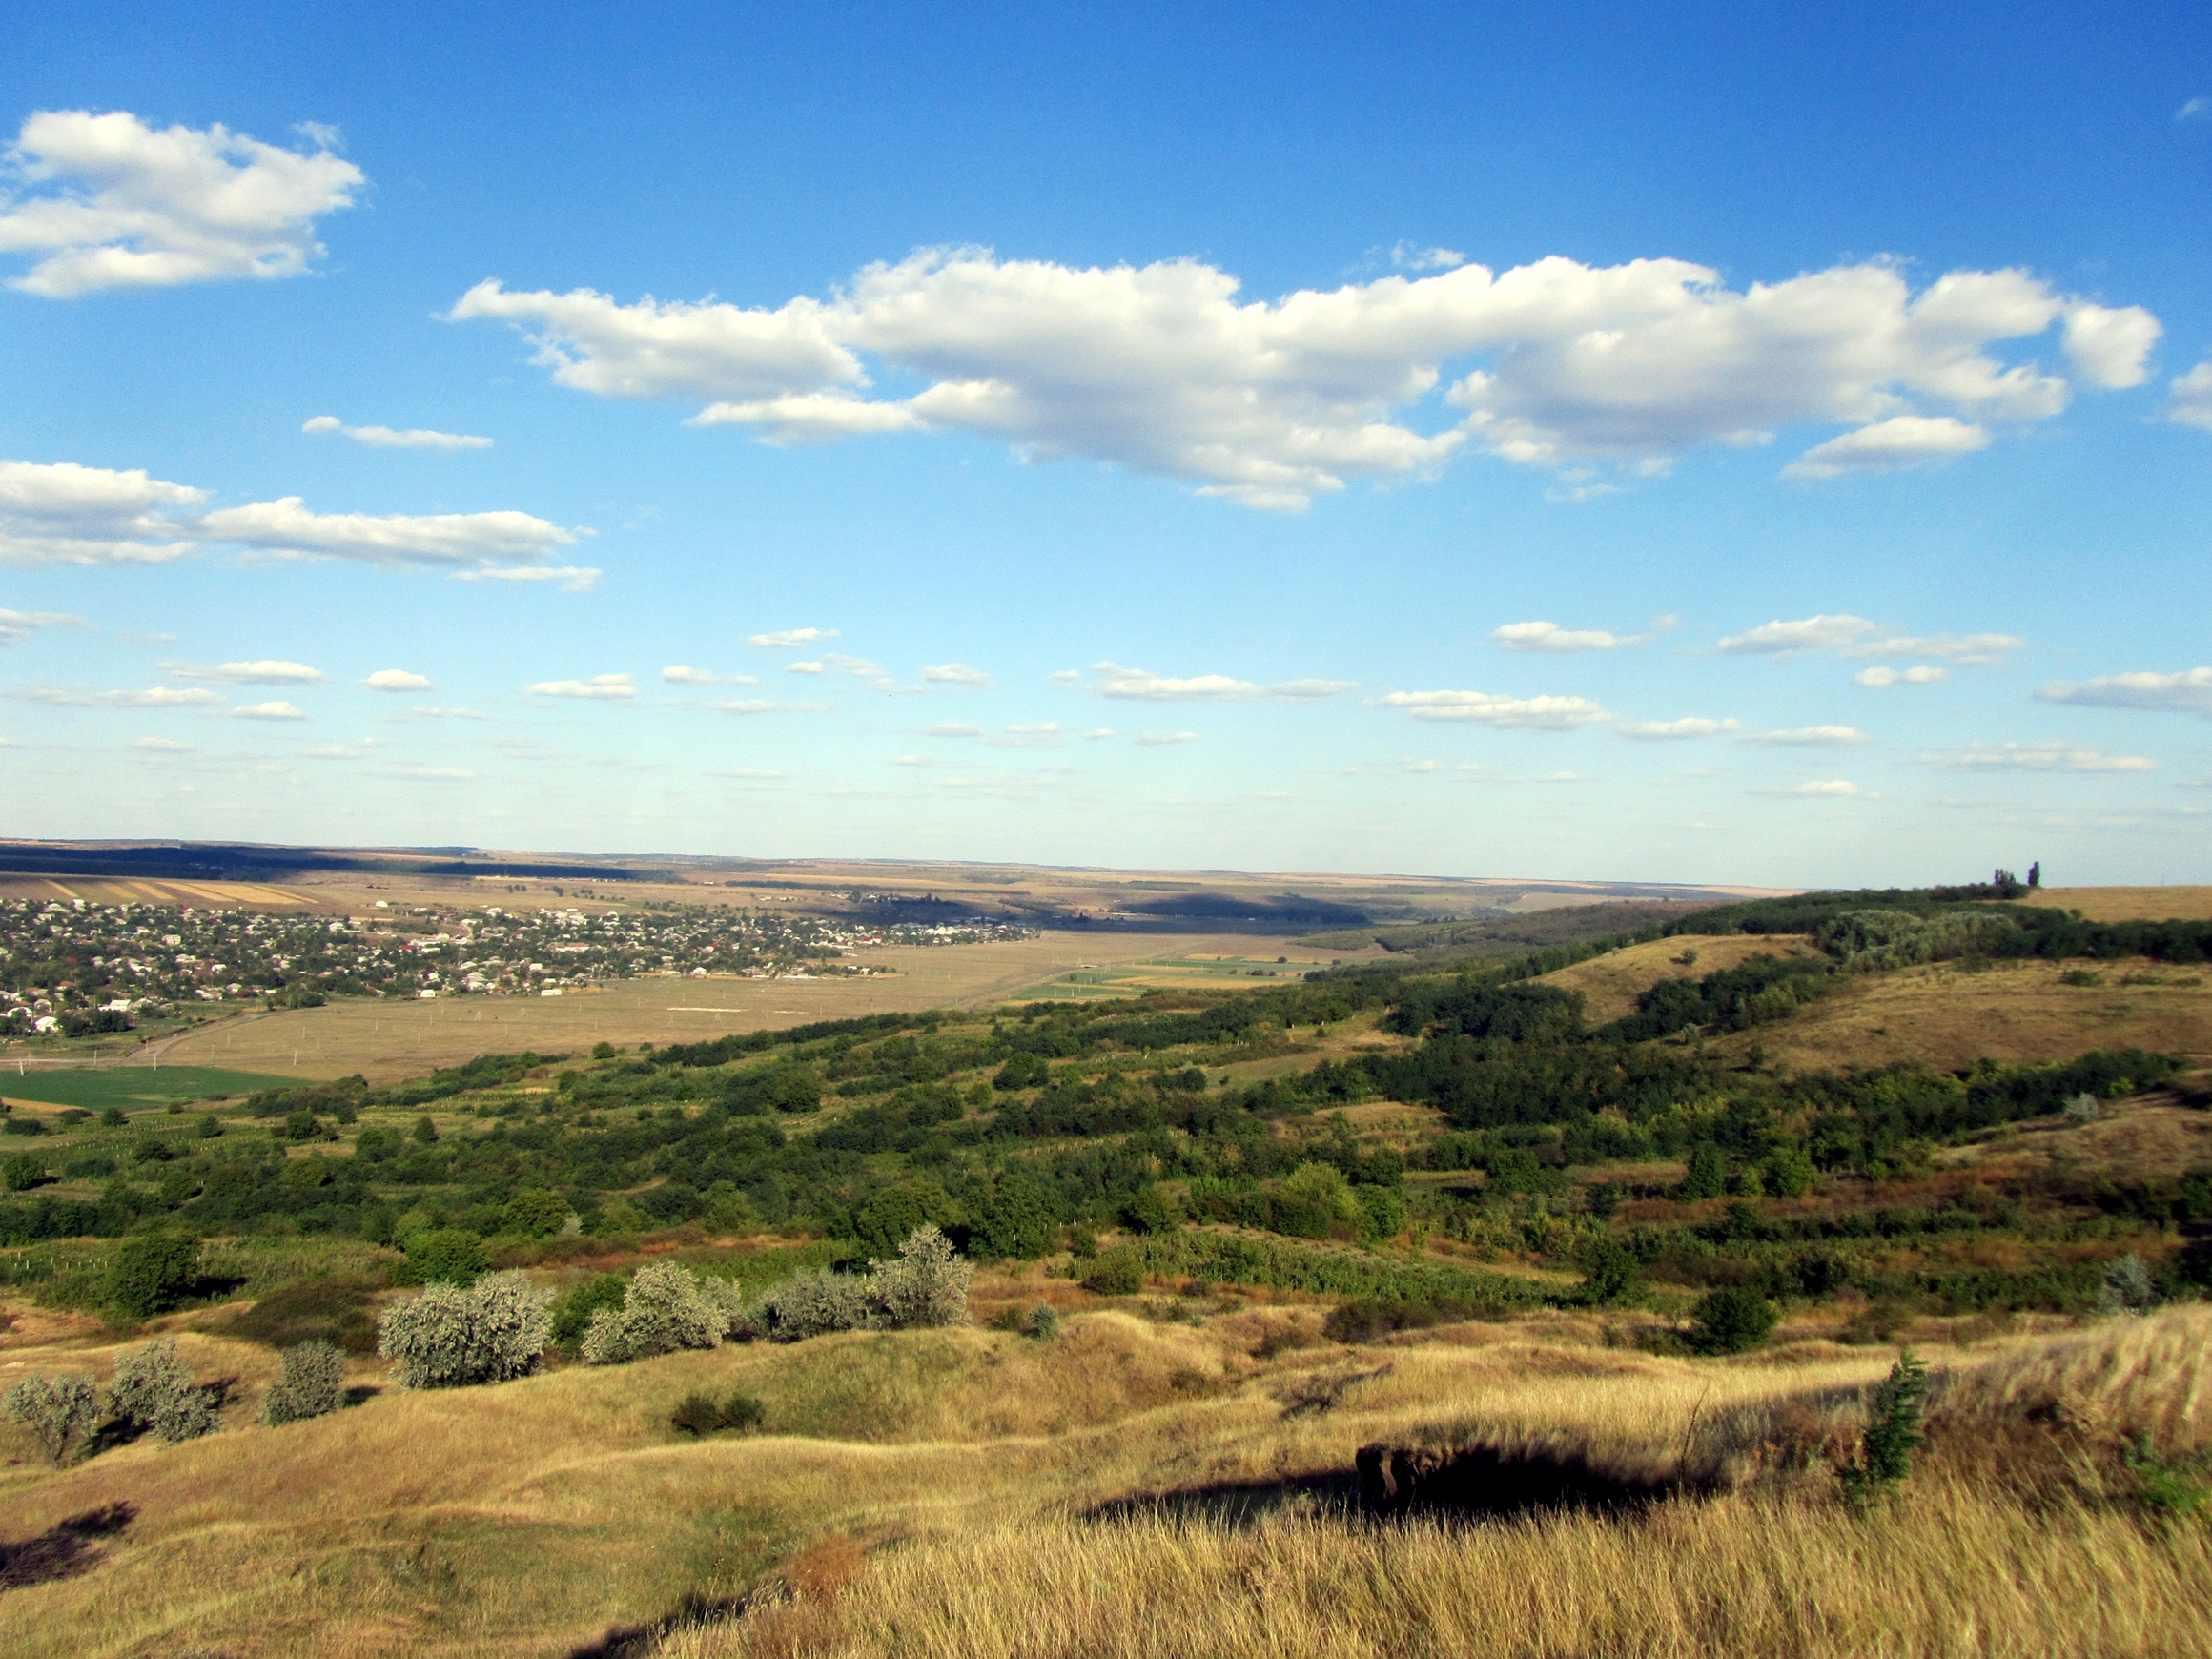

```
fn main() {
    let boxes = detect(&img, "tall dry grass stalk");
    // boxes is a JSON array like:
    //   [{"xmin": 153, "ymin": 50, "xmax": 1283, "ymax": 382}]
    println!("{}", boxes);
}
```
[{"xmin": 670, "ymin": 1483, "xmax": 2212, "ymax": 1659}]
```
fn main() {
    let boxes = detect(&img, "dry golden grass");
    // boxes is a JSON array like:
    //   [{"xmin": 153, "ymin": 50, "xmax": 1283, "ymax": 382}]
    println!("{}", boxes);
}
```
[
  {"xmin": 1538, "ymin": 934, "xmax": 1820, "ymax": 1024},
  {"xmin": 2013, "ymin": 886, "xmax": 2212, "ymax": 923},
  {"xmin": 135, "ymin": 932, "xmax": 1299, "ymax": 1082},
  {"xmin": 5, "ymin": 1296, "xmax": 2204, "ymax": 1658},
  {"xmin": 1712, "ymin": 955, "xmax": 2212, "ymax": 1073},
  {"xmin": 0, "ymin": 874, "xmax": 328, "ymax": 909}
]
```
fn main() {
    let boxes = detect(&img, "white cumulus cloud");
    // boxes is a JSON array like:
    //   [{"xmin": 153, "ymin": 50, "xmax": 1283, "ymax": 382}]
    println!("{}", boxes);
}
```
[
  {"xmin": 1716, "ymin": 614, "xmax": 1878, "ymax": 656},
  {"xmin": 1925, "ymin": 742, "xmax": 2157, "ymax": 773},
  {"xmin": 168, "ymin": 659, "xmax": 324, "ymax": 685},
  {"xmin": 0, "ymin": 110, "xmax": 363, "ymax": 297},
  {"xmin": 1781, "ymin": 415, "xmax": 1991, "ymax": 480},
  {"xmin": 8, "ymin": 684, "xmax": 219, "ymax": 707},
  {"xmin": 1136, "ymin": 730, "xmax": 1201, "ymax": 746},
  {"xmin": 362, "ymin": 669, "xmax": 433, "ymax": 691},
  {"xmin": 1756, "ymin": 779, "xmax": 1878, "ymax": 798},
  {"xmin": 453, "ymin": 250, "xmax": 2157, "ymax": 509},
  {"xmin": 1492, "ymin": 621, "xmax": 1640, "ymax": 652},
  {"xmin": 921, "ymin": 662, "xmax": 993, "ymax": 687},
  {"xmin": 0, "ymin": 458, "xmax": 587, "ymax": 576},
  {"xmin": 1856, "ymin": 666, "xmax": 1948, "ymax": 687},
  {"xmin": 2166, "ymin": 361, "xmax": 2212, "ymax": 431},
  {"xmin": 1376, "ymin": 689, "xmax": 1614, "ymax": 728},
  {"xmin": 661, "ymin": 666, "xmax": 758, "ymax": 686},
  {"xmin": 231, "ymin": 700, "xmax": 306, "ymax": 721},
  {"xmin": 1743, "ymin": 725, "xmax": 1869, "ymax": 746},
  {"xmin": 1090, "ymin": 661, "xmax": 1353, "ymax": 701},
  {"xmin": 748, "ymin": 627, "xmax": 838, "ymax": 648},
  {"xmin": 2036, "ymin": 667, "xmax": 2212, "ymax": 717},
  {"xmin": 1614, "ymin": 716, "xmax": 1739, "ymax": 740},
  {"xmin": 526, "ymin": 674, "xmax": 635, "ymax": 700},
  {"xmin": 450, "ymin": 565, "xmax": 600, "ymax": 592},
  {"xmin": 0, "ymin": 607, "xmax": 85, "ymax": 645},
  {"xmin": 303, "ymin": 416, "xmax": 492, "ymax": 451}
]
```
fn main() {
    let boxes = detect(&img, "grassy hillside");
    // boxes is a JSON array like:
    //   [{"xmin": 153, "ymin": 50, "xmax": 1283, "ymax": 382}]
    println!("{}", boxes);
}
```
[{"xmin": 5, "ymin": 879, "xmax": 2212, "ymax": 1654}]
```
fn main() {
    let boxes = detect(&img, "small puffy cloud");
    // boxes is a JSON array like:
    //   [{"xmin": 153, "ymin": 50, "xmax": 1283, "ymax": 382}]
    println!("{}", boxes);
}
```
[
  {"xmin": 1082, "ymin": 727, "xmax": 1116, "ymax": 739},
  {"xmin": 991, "ymin": 723, "xmax": 1060, "ymax": 748},
  {"xmin": 168, "ymin": 659, "xmax": 325, "ymax": 685},
  {"xmin": 2179, "ymin": 96, "xmax": 2211, "ymax": 122},
  {"xmin": 1743, "ymin": 725, "xmax": 1869, "ymax": 746},
  {"xmin": 9, "ymin": 684, "xmax": 219, "ymax": 707},
  {"xmin": 1783, "ymin": 415, "xmax": 1991, "ymax": 480},
  {"xmin": 921, "ymin": 722, "xmax": 985, "ymax": 738},
  {"xmin": 1493, "ymin": 620, "xmax": 1640, "ymax": 652},
  {"xmin": 2165, "ymin": 361, "xmax": 2212, "ymax": 431},
  {"xmin": 231, "ymin": 700, "xmax": 306, "ymax": 721},
  {"xmin": 451, "ymin": 565, "xmax": 600, "ymax": 592},
  {"xmin": 701, "ymin": 698, "xmax": 831, "ymax": 715},
  {"xmin": 1716, "ymin": 614, "xmax": 1877, "ymax": 656},
  {"xmin": 0, "ymin": 606, "xmax": 86, "ymax": 645},
  {"xmin": 459, "ymin": 252, "xmax": 2155, "ymax": 509},
  {"xmin": 661, "ymin": 666, "xmax": 757, "ymax": 686},
  {"xmin": 921, "ymin": 662, "xmax": 993, "ymax": 687},
  {"xmin": 200, "ymin": 497, "xmax": 584, "ymax": 569},
  {"xmin": 1136, "ymin": 730, "xmax": 1201, "ymax": 746},
  {"xmin": 892, "ymin": 753, "xmax": 934, "ymax": 767},
  {"xmin": 1924, "ymin": 741, "xmax": 2157, "ymax": 773},
  {"xmin": 2036, "ymin": 666, "xmax": 2212, "ymax": 717},
  {"xmin": 793, "ymin": 653, "xmax": 886, "ymax": 681},
  {"xmin": 1389, "ymin": 241, "xmax": 1466, "ymax": 271},
  {"xmin": 1090, "ymin": 661, "xmax": 1353, "ymax": 702},
  {"xmin": 304, "ymin": 416, "xmax": 492, "ymax": 451},
  {"xmin": 396, "ymin": 706, "xmax": 486, "ymax": 721},
  {"xmin": 526, "ymin": 674, "xmax": 635, "ymax": 700},
  {"xmin": 362, "ymin": 668, "xmax": 433, "ymax": 691},
  {"xmin": 1615, "ymin": 716, "xmax": 1739, "ymax": 740},
  {"xmin": 1845, "ymin": 632, "xmax": 2021, "ymax": 664},
  {"xmin": 1856, "ymin": 665, "xmax": 1947, "ymax": 687},
  {"xmin": 748, "ymin": 627, "xmax": 837, "ymax": 648},
  {"xmin": 1047, "ymin": 668, "xmax": 1080, "ymax": 686},
  {"xmin": 132, "ymin": 736, "xmax": 193, "ymax": 752},
  {"xmin": 1376, "ymin": 689, "xmax": 1613, "ymax": 728},
  {"xmin": 1756, "ymin": 779, "xmax": 1878, "ymax": 798},
  {"xmin": 0, "ymin": 459, "xmax": 204, "ymax": 564},
  {"xmin": 0, "ymin": 110, "xmax": 362, "ymax": 297}
]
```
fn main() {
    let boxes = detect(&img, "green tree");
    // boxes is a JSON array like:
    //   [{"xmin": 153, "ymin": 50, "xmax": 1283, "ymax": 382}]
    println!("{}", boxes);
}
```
[
  {"xmin": 1580, "ymin": 1236, "xmax": 1642, "ymax": 1306},
  {"xmin": 405, "ymin": 1229, "xmax": 489, "ymax": 1285},
  {"xmin": 412, "ymin": 1115, "xmax": 440, "ymax": 1143},
  {"xmin": 1678, "ymin": 1142, "xmax": 1728, "ymax": 1201},
  {"xmin": 854, "ymin": 1178, "xmax": 953, "ymax": 1258},
  {"xmin": 1839, "ymin": 1348, "xmax": 1928, "ymax": 1514},
  {"xmin": 3, "ymin": 1374, "xmax": 97, "ymax": 1465},
  {"xmin": 1687, "ymin": 1284, "xmax": 1777, "ymax": 1354},
  {"xmin": 971, "ymin": 1172, "xmax": 1057, "ymax": 1259},
  {"xmin": 500, "ymin": 1188, "xmax": 571, "ymax": 1239},
  {"xmin": 110, "ymin": 1232, "xmax": 201, "ymax": 1319}
]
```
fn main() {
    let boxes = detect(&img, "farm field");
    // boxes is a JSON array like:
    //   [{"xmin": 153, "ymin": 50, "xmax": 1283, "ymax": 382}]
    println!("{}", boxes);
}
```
[
  {"xmin": 1711, "ymin": 954, "xmax": 2212, "ymax": 1073},
  {"xmin": 0, "ymin": 1066, "xmax": 295, "ymax": 1115},
  {"xmin": 2014, "ymin": 885, "xmax": 2212, "ymax": 922},
  {"xmin": 129, "ymin": 932, "xmax": 1316, "ymax": 1082}
]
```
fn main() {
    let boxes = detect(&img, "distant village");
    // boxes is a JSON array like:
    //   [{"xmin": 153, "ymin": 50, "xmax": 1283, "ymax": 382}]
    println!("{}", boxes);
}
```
[{"xmin": 0, "ymin": 896, "xmax": 1037, "ymax": 1037}]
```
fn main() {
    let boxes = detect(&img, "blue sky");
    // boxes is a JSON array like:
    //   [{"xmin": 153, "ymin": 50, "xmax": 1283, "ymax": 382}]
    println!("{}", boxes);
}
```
[{"xmin": 2, "ymin": 2, "xmax": 2208, "ymax": 888}]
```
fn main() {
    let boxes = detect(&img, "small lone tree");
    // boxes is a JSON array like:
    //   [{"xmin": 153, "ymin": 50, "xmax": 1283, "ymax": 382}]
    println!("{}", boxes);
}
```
[
  {"xmin": 1580, "ymin": 1236, "xmax": 1642, "ymax": 1306},
  {"xmin": 378, "ymin": 1271, "xmax": 553, "ymax": 1388},
  {"xmin": 580, "ymin": 1261, "xmax": 727, "ymax": 1364},
  {"xmin": 869, "ymin": 1224, "xmax": 973, "ymax": 1328},
  {"xmin": 260, "ymin": 1340, "xmax": 346, "ymax": 1426},
  {"xmin": 1839, "ymin": 1348, "xmax": 1929, "ymax": 1514},
  {"xmin": 1687, "ymin": 1285, "xmax": 1778, "ymax": 1354},
  {"xmin": 4, "ymin": 1374, "xmax": 98, "ymax": 1465},
  {"xmin": 2098, "ymin": 1255, "xmax": 2161, "ymax": 1317},
  {"xmin": 110, "ymin": 1232, "xmax": 201, "ymax": 1319},
  {"xmin": 109, "ymin": 1339, "xmax": 218, "ymax": 1444}
]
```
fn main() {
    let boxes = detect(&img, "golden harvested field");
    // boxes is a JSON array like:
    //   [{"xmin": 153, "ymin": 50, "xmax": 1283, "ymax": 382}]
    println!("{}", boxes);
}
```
[
  {"xmin": 3, "ymin": 1293, "xmax": 2205, "ymax": 1659},
  {"xmin": 1537, "ymin": 934, "xmax": 1820, "ymax": 1023},
  {"xmin": 1717, "ymin": 955, "xmax": 2212, "ymax": 1073},
  {"xmin": 131, "ymin": 932, "xmax": 1311, "ymax": 1082},
  {"xmin": 2013, "ymin": 885, "xmax": 2212, "ymax": 922},
  {"xmin": 0, "ymin": 875, "xmax": 328, "ymax": 910}
]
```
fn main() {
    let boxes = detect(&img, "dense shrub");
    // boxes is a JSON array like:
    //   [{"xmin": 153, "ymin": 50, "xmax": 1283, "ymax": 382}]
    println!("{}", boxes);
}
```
[
  {"xmin": 109, "ymin": 1338, "xmax": 218, "ymax": 1444},
  {"xmin": 378, "ymin": 1271, "xmax": 553, "ymax": 1388},
  {"xmin": 501, "ymin": 1188, "xmax": 572, "ymax": 1239},
  {"xmin": 580, "ymin": 1261, "xmax": 733, "ymax": 1364},
  {"xmin": 1081, "ymin": 1248, "xmax": 1144, "ymax": 1297},
  {"xmin": 110, "ymin": 1232, "xmax": 202, "ymax": 1319},
  {"xmin": 402, "ymin": 1228, "xmax": 490, "ymax": 1285},
  {"xmin": 549, "ymin": 1273, "xmax": 629, "ymax": 1349},
  {"xmin": 259, "ymin": 1340, "xmax": 345, "ymax": 1426},
  {"xmin": 3, "ymin": 1373, "xmax": 98, "ymax": 1464},
  {"xmin": 224, "ymin": 1276, "xmax": 382, "ymax": 1355},
  {"xmin": 2098, "ymin": 1255, "xmax": 2160, "ymax": 1316},
  {"xmin": 2, "ymin": 1152, "xmax": 47, "ymax": 1191},
  {"xmin": 869, "ymin": 1224, "xmax": 972, "ymax": 1328},
  {"xmin": 751, "ymin": 1266, "xmax": 875, "ymax": 1339},
  {"xmin": 670, "ymin": 1390, "xmax": 765, "ymax": 1436},
  {"xmin": 1580, "ymin": 1237, "xmax": 1642, "ymax": 1306},
  {"xmin": 1687, "ymin": 1285, "xmax": 1778, "ymax": 1355}
]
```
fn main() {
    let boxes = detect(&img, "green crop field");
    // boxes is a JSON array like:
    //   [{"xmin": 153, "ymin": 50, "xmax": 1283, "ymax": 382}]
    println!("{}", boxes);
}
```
[{"xmin": 0, "ymin": 1065, "xmax": 297, "ymax": 1113}]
